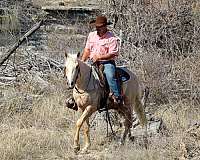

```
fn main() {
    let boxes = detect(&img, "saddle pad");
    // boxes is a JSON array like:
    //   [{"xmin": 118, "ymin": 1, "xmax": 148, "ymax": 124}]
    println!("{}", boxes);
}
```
[{"xmin": 116, "ymin": 67, "xmax": 130, "ymax": 82}]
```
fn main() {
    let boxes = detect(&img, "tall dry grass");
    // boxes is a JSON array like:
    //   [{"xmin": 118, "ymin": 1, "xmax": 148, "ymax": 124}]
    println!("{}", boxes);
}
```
[
  {"xmin": 1, "ymin": 80, "xmax": 199, "ymax": 159},
  {"xmin": 0, "ymin": 76, "xmax": 75, "ymax": 159}
]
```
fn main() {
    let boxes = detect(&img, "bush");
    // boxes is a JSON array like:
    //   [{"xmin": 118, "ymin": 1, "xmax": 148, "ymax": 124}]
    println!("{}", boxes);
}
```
[{"xmin": 99, "ymin": 0, "xmax": 200, "ymax": 105}]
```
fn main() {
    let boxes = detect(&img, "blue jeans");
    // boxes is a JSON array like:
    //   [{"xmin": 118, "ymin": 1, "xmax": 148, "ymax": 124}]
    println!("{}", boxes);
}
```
[{"xmin": 103, "ymin": 63, "xmax": 121, "ymax": 98}]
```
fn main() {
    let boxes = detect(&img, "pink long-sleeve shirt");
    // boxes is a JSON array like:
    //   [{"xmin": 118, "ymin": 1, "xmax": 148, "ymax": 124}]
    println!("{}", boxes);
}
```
[{"xmin": 85, "ymin": 31, "xmax": 119, "ymax": 60}]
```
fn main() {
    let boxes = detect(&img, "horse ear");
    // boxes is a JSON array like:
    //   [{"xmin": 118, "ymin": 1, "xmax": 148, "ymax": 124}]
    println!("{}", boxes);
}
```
[
  {"xmin": 77, "ymin": 52, "xmax": 81, "ymax": 58},
  {"xmin": 64, "ymin": 52, "xmax": 68, "ymax": 58}
]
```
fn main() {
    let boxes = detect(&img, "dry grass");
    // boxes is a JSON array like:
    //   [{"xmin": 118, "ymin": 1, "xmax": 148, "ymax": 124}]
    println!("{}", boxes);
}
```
[
  {"xmin": 0, "ymin": 79, "xmax": 75, "ymax": 160},
  {"xmin": 0, "ymin": 75, "xmax": 199, "ymax": 159}
]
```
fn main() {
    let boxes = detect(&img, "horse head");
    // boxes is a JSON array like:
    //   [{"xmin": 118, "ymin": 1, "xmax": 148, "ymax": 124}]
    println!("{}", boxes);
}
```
[{"xmin": 64, "ymin": 52, "xmax": 81, "ymax": 89}]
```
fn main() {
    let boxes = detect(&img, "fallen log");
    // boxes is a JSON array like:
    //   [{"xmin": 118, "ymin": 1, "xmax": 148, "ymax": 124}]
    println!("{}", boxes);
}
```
[
  {"xmin": 0, "ymin": 20, "xmax": 44, "ymax": 66},
  {"xmin": 0, "ymin": 76, "xmax": 16, "ymax": 81}
]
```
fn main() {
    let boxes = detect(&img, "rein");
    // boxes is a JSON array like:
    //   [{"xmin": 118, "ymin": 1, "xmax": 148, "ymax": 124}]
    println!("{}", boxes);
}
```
[{"xmin": 74, "ymin": 64, "xmax": 92, "ymax": 94}]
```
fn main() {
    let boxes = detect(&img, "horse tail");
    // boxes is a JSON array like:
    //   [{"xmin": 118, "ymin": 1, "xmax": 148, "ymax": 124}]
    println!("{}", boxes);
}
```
[
  {"xmin": 133, "ymin": 86, "xmax": 149, "ymax": 127},
  {"xmin": 141, "ymin": 86, "xmax": 149, "ymax": 109},
  {"xmin": 135, "ymin": 100, "xmax": 147, "ymax": 127},
  {"xmin": 141, "ymin": 86, "xmax": 149, "ymax": 149}
]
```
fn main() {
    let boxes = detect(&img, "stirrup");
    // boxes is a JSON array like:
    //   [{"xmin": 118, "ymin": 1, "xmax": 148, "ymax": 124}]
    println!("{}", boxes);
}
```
[
  {"xmin": 114, "ymin": 96, "xmax": 123, "ymax": 105},
  {"xmin": 109, "ymin": 93, "xmax": 123, "ymax": 105}
]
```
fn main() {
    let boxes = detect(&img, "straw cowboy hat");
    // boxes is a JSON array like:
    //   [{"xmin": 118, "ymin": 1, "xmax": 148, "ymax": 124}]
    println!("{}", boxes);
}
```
[{"xmin": 89, "ymin": 16, "xmax": 113, "ymax": 27}]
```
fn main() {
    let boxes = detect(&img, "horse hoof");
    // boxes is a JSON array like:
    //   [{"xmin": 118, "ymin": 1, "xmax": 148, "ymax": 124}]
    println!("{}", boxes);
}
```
[
  {"xmin": 129, "ymin": 136, "xmax": 135, "ymax": 142},
  {"xmin": 73, "ymin": 145, "xmax": 80, "ymax": 153},
  {"xmin": 80, "ymin": 148, "xmax": 89, "ymax": 154},
  {"xmin": 119, "ymin": 140, "xmax": 125, "ymax": 146},
  {"xmin": 80, "ymin": 145, "xmax": 90, "ymax": 154}
]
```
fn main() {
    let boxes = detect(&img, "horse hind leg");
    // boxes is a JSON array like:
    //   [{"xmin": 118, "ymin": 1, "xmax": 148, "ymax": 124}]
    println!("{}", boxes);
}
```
[
  {"xmin": 120, "ymin": 108, "xmax": 133, "ymax": 145},
  {"xmin": 134, "ymin": 97, "xmax": 149, "ymax": 148},
  {"xmin": 134, "ymin": 96, "xmax": 147, "ymax": 127}
]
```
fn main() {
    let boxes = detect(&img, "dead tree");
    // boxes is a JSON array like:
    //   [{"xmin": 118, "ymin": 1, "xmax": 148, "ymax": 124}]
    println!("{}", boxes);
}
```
[{"xmin": 0, "ymin": 20, "xmax": 44, "ymax": 66}]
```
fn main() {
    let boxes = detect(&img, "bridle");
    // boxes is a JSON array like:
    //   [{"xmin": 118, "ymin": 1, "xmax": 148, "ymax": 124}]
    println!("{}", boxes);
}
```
[
  {"xmin": 74, "ymin": 65, "xmax": 80, "ymax": 85},
  {"xmin": 65, "ymin": 59, "xmax": 97, "ymax": 94},
  {"xmin": 65, "ymin": 64, "xmax": 80, "ymax": 90}
]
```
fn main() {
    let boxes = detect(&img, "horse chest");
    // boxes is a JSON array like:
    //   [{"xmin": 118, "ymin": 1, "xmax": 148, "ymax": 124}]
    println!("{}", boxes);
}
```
[{"xmin": 73, "ymin": 92, "xmax": 99, "ymax": 108}]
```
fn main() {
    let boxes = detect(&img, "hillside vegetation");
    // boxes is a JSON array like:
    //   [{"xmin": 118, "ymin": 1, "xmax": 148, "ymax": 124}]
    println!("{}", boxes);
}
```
[{"xmin": 0, "ymin": 0, "xmax": 199, "ymax": 159}]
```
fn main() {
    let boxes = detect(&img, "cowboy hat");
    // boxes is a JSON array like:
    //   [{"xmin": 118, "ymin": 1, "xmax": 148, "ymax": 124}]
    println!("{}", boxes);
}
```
[{"xmin": 89, "ymin": 16, "xmax": 113, "ymax": 27}]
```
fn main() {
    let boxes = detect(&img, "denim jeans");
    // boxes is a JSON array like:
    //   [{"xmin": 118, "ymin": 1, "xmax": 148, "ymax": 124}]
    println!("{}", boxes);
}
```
[{"xmin": 103, "ymin": 63, "xmax": 121, "ymax": 98}]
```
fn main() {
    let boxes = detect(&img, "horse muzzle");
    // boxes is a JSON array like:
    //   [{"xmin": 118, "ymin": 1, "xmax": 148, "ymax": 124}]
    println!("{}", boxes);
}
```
[
  {"xmin": 68, "ymin": 85, "xmax": 74, "ymax": 89},
  {"xmin": 65, "ymin": 78, "xmax": 75, "ymax": 89},
  {"xmin": 67, "ymin": 83, "xmax": 75, "ymax": 89}
]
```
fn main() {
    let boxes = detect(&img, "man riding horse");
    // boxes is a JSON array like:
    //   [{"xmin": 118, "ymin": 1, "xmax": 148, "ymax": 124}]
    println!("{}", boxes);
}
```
[
  {"xmin": 63, "ymin": 16, "xmax": 148, "ymax": 152},
  {"xmin": 82, "ymin": 16, "xmax": 122, "ymax": 104},
  {"xmin": 66, "ymin": 16, "xmax": 123, "ymax": 109}
]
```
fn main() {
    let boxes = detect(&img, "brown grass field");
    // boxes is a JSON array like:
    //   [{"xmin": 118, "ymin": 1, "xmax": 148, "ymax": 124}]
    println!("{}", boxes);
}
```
[{"xmin": 0, "ymin": 71, "xmax": 199, "ymax": 159}]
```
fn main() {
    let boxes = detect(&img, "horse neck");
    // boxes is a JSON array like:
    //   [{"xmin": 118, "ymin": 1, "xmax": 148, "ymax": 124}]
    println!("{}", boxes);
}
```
[{"xmin": 76, "ymin": 60, "xmax": 92, "ymax": 89}]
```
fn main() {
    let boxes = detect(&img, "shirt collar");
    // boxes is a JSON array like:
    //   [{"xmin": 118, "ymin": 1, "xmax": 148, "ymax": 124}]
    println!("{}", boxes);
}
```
[{"xmin": 97, "ymin": 31, "xmax": 109, "ymax": 39}]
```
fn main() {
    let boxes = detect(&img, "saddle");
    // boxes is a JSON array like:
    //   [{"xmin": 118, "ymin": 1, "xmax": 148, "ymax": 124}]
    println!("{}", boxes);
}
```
[
  {"xmin": 94, "ymin": 64, "xmax": 130, "ymax": 87},
  {"xmin": 116, "ymin": 66, "xmax": 130, "ymax": 83}
]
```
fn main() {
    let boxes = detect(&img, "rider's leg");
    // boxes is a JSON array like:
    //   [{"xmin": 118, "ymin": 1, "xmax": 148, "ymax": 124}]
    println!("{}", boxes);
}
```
[{"xmin": 103, "ymin": 63, "xmax": 122, "ymax": 104}]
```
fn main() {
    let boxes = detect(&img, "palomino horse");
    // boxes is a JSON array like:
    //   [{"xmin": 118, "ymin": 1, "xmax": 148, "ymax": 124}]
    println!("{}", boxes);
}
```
[{"xmin": 64, "ymin": 52, "xmax": 147, "ymax": 153}]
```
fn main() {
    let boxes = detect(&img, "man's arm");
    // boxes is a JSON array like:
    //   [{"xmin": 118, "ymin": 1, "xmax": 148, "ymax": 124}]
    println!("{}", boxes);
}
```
[
  {"xmin": 92, "ymin": 37, "xmax": 119, "ymax": 63},
  {"xmin": 81, "ymin": 48, "xmax": 90, "ymax": 61},
  {"xmin": 92, "ymin": 53, "xmax": 117, "ymax": 63}
]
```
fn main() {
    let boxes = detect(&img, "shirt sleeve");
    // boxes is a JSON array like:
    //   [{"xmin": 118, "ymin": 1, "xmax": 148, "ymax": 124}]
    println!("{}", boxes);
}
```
[
  {"xmin": 85, "ymin": 33, "xmax": 91, "ymax": 50},
  {"xmin": 108, "ymin": 37, "xmax": 119, "ymax": 55}
]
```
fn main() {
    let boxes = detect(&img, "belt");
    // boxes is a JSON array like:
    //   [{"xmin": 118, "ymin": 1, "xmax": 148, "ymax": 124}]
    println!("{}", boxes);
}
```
[{"xmin": 98, "ymin": 60, "xmax": 115, "ymax": 65}]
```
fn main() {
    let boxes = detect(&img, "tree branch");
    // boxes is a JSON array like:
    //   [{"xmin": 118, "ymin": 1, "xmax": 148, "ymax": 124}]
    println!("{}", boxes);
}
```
[{"xmin": 0, "ymin": 20, "xmax": 44, "ymax": 66}]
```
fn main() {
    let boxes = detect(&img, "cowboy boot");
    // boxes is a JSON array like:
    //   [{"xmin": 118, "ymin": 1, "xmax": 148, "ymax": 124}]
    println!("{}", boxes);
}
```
[
  {"xmin": 65, "ymin": 97, "xmax": 78, "ymax": 111},
  {"xmin": 109, "ymin": 93, "xmax": 123, "ymax": 106}
]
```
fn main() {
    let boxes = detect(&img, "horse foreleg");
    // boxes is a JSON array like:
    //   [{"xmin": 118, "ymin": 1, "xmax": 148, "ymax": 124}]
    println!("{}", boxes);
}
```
[
  {"xmin": 74, "ymin": 105, "xmax": 96, "ymax": 153},
  {"xmin": 82, "ymin": 118, "xmax": 90, "ymax": 152}
]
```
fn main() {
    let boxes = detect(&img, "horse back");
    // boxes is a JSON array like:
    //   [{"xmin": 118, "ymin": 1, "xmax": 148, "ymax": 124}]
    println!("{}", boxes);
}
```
[{"xmin": 120, "ymin": 68, "xmax": 143, "ymax": 102}]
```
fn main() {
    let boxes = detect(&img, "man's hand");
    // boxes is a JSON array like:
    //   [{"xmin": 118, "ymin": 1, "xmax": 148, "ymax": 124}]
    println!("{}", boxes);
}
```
[
  {"xmin": 81, "ymin": 48, "xmax": 90, "ymax": 62},
  {"xmin": 92, "ymin": 54, "xmax": 100, "ymax": 63}
]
